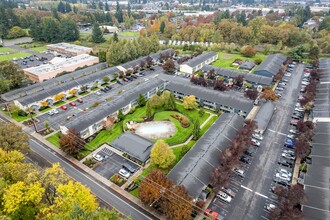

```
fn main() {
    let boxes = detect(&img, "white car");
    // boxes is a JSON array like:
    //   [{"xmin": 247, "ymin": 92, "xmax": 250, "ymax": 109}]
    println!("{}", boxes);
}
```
[
  {"xmin": 282, "ymin": 153, "xmax": 295, "ymax": 160},
  {"xmin": 119, "ymin": 169, "xmax": 130, "ymax": 178},
  {"xmin": 217, "ymin": 191, "xmax": 232, "ymax": 203},
  {"xmin": 275, "ymin": 172, "xmax": 290, "ymax": 181},
  {"xmin": 48, "ymin": 110, "xmax": 54, "ymax": 116},
  {"xmin": 287, "ymin": 134, "xmax": 295, "ymax": 139},
  {"xmin": 53, "ymin": 109, "xmax": 59, "ymax": 114},
  {"xmin": 233, "ymin": 168, "xmax": 245, "ymax": 177},
  {"xmin": 266, "ymin": 204, "xmax": 276, "ymax": 211},
  {"xmin": 252, "ymin": 133, "xmax": 263, "ymax": 141},
  {"xmin": 96, "ymin": 91, "xmax": 101, "ymax": 96},
  {"xmin": 289, "ymin": 129, "xmax": 298, "ymax": 134},
  {"xmin": 93, "ymin": 154, "xmax": 103, "ymax": 162},
  {"xmin": 277, "ymin": 168, "xmax": 292, "ymax": 177},
  {"xmin": 301, "ymin": 81, "xmax": 310, "ymax": 86},
  {"xmin": 284, "ymin": 73, "xmax": 291, "ymax": 77},
  {"xmin": 295, "ymin": 107, "xmax": 304, "ymax": 112},
  {"xmin": 251, "ymin": 138, "xmax": 261, "ymax": 146}
]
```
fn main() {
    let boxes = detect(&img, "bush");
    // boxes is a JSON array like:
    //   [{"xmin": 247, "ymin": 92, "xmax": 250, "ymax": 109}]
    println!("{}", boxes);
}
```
[
  {"xmin": 240, "ymin": 45, "xmax": 257, "ymax": 57},
  {"xmin": 199, "ymin": 108, "xmax": 205, "ymax": 117},
  {"xmin": 83, "ymin": 158, "xmax": 96, "ymax": 168},
  {"xmin": 17, "ymin": 109, "xmax": 28, "ymax": 116},
  {"xmin": 254, "ymin": 58, "xmax": 262, "ymax": 65},
  {"xmin": 110, "ymin": 174, "xmax": 127, "ymax": 187},
  {"xmin": 180, "ymin": 115, "xmax": 190, "ymax": 128},
  {"xmin": 92, "ymin": 102, "xmax": 101, "ymax": 108}
]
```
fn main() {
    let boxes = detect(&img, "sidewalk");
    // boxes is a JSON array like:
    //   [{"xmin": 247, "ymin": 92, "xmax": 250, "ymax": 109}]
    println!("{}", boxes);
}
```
[
  {"xmin": 0, "ymin": 112, "xmax": 165, "ymax": 220},
  {"xmin": 246, "ymin": 105, "xmax": 260, "ymax": 121}
]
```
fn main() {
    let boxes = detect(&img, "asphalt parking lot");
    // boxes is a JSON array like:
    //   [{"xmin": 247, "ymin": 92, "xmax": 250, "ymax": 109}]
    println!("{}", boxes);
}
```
[
  {"xmin": 207, "ymin": 64, "xmax": 305, "ymax": 220},
  {"xmin": 34, "ymin": 66, "xmax": 162, "ymax": 131},
  {"xmin": 93, "ymin": 146, "xmax": 139, "ymax": 179}
]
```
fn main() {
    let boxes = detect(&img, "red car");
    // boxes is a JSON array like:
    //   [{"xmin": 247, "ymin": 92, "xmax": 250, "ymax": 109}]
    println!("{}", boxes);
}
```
[
  {"xmin": 123, "ymin": 78, "xmax": 128, "ymax": 82},
  {"xmin": 69, "ymin": 102, "xmax": 76, "ymax": 106},
  {"xmin": 60, "ymin": 105, "xmax": 67, "ymax": 110},
  {"xmin": 77, "ymin": 98, "xmax": 83, "ymax": 103},
  {"xmin": 204, "ymin": 208, "xmax": 219, "ymax": 220}
]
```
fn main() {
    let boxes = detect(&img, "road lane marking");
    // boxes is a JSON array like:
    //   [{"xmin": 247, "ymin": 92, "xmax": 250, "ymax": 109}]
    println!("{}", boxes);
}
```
[
  {"xmin": 241, "ymin": 185, "xmax": 253, "ymax": 192},
  {"xmin": 255, "ymin": 192, "xmax": 268, "ymax": 199},
  {"xmin": 267, "ymin": 129, "xmax": 286, "ymax": 136}
]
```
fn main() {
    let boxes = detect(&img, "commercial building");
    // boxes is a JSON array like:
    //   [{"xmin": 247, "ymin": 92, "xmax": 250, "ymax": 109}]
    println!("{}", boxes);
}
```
[
  {"xmin": 254, "ymin": 102, "xmax": 275, "ymax": 134},
  {"xmin": 23, "ymin": 54, "xmax": 99, "ymax": 82},
  {"xmin": 47, "ymin": 43, "xmax": 93, "ymax": 55},
  {"xmin": 167, "ymin": 113, "xmax": 245, "ymax": 200},
  {"xmin": 100, "ymin": 25, "xmax": 119, "ymax": 33},
  {"xmin": 254, "ymin": 54, "xmax": 286, "ymax": 78},
  {"xmin": 164, "ymin": 75, "xmax": 254, "ymax": 117},
  {"xmin": 180, "ymin": 52, "xmax": 218, "ymax": 74},
  {"xmin": 60, "ymin": 78, "xmax": 167, "ymax": 139},
  {"xmin": 201, "ymin": 65, "xmax": 273, "ymax": 86},
  {"xmin": 110, "ymin": 132, "xmax": 154, "ymax": 164}
]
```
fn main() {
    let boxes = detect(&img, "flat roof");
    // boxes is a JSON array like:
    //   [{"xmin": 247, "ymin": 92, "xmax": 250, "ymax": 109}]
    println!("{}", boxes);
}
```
[
  {"xmin": 110, "ymin": 132, "xmax": 154, "ymax": 163},
  {"xmin": 167, "ymin": 113, "xmax": 245, "ymax": 199},
  {"xmin": 24, "ymin": 54, "xmax": 98, "ymax": 75},
  {"xmin": 47, "ymin": 42, "xmax": 92, "ymax": 53}
]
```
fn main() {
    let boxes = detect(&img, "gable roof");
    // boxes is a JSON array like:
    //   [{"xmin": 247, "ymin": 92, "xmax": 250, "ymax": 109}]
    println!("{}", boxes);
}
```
[
  {"xmin": 167, "ymin": 113, "xmax": 245, "ymax": 199},
  {"xmin": 254, "ymin": 102, "xmax": 275, "ymax": 132},
  {"xmin": 181, "ymin": 52, "xmax": 217, "ymax": 68},
  {"xmin": 254, "ymin": 54, "xmax": 286, "ymax": 77},
  {"xmin": 164, "ymin": 76, "xmax": 254, "ymax": 113},
  {"xmin": 201, "ymin": 65, "xmax": 272, "ymax": 86},
  {"xmin": 239, "ymin": 60, "xmax": 256, "ymax": 70},
  {"xmin": 110, "ymin": 132, "xmax": 154, "ymax": 162}
]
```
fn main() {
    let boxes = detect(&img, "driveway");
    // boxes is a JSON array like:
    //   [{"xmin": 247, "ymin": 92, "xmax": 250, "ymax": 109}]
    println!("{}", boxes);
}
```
[{"xmin": 220, "ymin": 64, "xmax": 305, "ymax": 220}]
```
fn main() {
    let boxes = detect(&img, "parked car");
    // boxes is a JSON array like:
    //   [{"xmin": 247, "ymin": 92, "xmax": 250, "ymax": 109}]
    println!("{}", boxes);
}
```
[
  {"xmin": 119, "ymin": 169, "xmax": 130, "ymax": 178},
  {"xmin": 251, "ymin": 138, "xmax": 261, "ymax": 146},
  {"xmin": 53, "ymin": 109, "xmax": 59, "ymax": 114},
  {"xmin": 117, "ymin": 80, "xmax": 123, "ymax": 85},
  {"xmin": 276, "ymin": 93, "xmax": 282, "ymax": 98},
  {"xmin": 275, "ymin": 87, "xmax": 284, "ymax": 91},
  {"xmin": 266, "ymin": 204, "xmax": 276, "ymax": 211},
  {"xmin": 289, "ymin": 129, "xmax": 299, "ymax": 134},
  {"xmin": 123, "ymin": 163, "xmax": 136, "ymax": 173},
  {"xmin": 93, "ymin": 154, "xmax": 103, "ymax": 162},
  {"xmin": 273, "ymin": 177, "xmax": 291, "ymax": 187},
  {"xmin": 275, "ymin": 172, "xmax": 291, "ymax": 181},
  {"xmin": 281, "ymin": 79, "xmax": 289, "ymax": 82},
  {"xmin": 233, "ymin": 168, "xmax": 245, "ymax": 177},
  {"xmin": 216, "ymin": 191, "xmax": 232, "ymax": 203},
  {"xmin": 282, "ymin": 152, "xmax": 295, "ymax": 160},
  {"xmin": 240, "ymin": 155, "xmax": 250, "ymax": 164},
  {"xmin": 278, "ymin": 159, "xmax": 293, "ymax": 167},
  {"xmin": 287, "ymin": 134, "xmax": 295, "ymax": 139},
  {"xmin": 123, "ymin": 78, "xmax": 128, "ymax": 82},
  {"xmin": 131, "ymin": 74, "xmax": 137, "ymax": 79},
  {"xmin": 290, "ymin": 119, "xmax": 299, "ymax": 126},
  {"xmin": 204, "ymin": 209, "xmax": 219, "ymax": 220},
  {"xmin": 77, "ymin": 98, "xmax": 83, "ymax": 103},
  {"xmin": 284, "ymin": 73, "xmax": 292, "ymax": 77},
  {"xmin": 277, "ymin": 168, "xmax": 292, "ymax": 177},
  {"xmin": 69, "ymin": 102, "xmax": 76, "ymax": 106},
  {"xmin": 96, "ymin": 91, "xmax": 101, "ymax": 96},
  {"xmin": 106, "ymin": 86, "xmax": 112, "ymax": 90},
  {"xmin": 284, "ymin": 138, "xmax": 295, "ymax": 148},
  {"xmin": 60, "ymin": 105, "xmax": 67, "ymax": 110},
  {"xmin": 221, "ymin": 187, "xmax": 235, "ymax": 198},
  {"xmin": 252, "ymin": 133, "xmax": 263, "ymax": 140},
  {"xmin": 48, "ymin": 110, "xmax": 55, "ymax": 116},
  {"xmin": 292, "ymin": 114, "xmax": 301, "ymax": 120},
  {"xmin": 149, "ymin": 67, "xmax": 155, "ymax": 71},
  {"xmin": 244, "ymin": 148, "xmax": 254, "ymax": 156}
]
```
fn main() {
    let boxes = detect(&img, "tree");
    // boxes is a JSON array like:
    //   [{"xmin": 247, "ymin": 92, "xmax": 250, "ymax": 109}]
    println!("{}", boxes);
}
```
[
  {"xmin": 7, "ymin": 26, "xmax": 26, "ymax": 39},
  {"xmin": 0, "ymin": 121, "xmax": 29, "ymax": 153},
  {"xmin": 146, "ymin": 101, "xmax": 152, "ymax": 118},
  {"xmin": 0, "ymin": 61, "xmax": 26, "ymax": 94},
  {"xmin": 183, "ymin": 95, "xmax": 198, "ymax": 110},
  {"xmin": 3, "ymin": 181, "xmax": 44, "ymax": 215},
  {"xmin": 233, "ymin": 75, "xmax": 244, "ymax": 87},
  {"xmin": 137, "ymin": 94, "xmax": 146, "ymax": 107},
  {"xmin": 92, "ymin": 23, "xmax": 105, "ymax": 43},
  {"xmin": 240, "ymin": 45, "xmax": 257, "ymax": 57},
  {"xmin": 245, "ymin": 89, "xmax": 259, "ymax": 100},
  {"xmin": 162, "ymin": 59, "xmax": 176, "ymax": 74},
  {"xmin": 165, "ymin": 92, "xmax": 176, "ymax": 110},
  {"xmin": 59, "ymin": 128, "xmax": 85, "ymax": 155},
  {"xmin": 192, "ymin": 119, "xmax": 200, "ymax": 140},
  {"xmin": 161, "ymin": 185, "xmax": 193, "ymax": 220},
  {"xmin": 289, "ymin": 45, "xmax": 306, "ymax": 61},
  {"xmin": 103, "ymin": 75, "xmax": 110, "ymax": 84},
  {"xmin": 115, "ymin": 1, "xmax": 123, "ymax": 23},
  {"xmin": 138, "ymin": 169, "xmax": 173, "ymax": 206},
  {"xmin": 309, "ymin": 46, "xmax": 319, "ymax": 60},
  {"xmin": 127, "ymin": 2, "xmax": 131, "ymax": 17},
  {"xmin": 213, "ymin": 79, "xmax": 227, "ymax": 91},
  {"xmin": 98, "ymin": 50, "xmax": 107, "ymax": 62},
  {"xmin": 44, "ymin": 120, "xmax": 50, "ymax": 131},
  {"xmin": 105, "ymin": 2, "xmax": 110, "ymax": 11},
  {"xmin": 117, "ymin": 109, "xmax": 124, "ymax": 121},
  {"xmin": 160, "ymin": 21, "xmax": 166, "ymax": 33},
  {"xmin": 61, "ymin": 19, "xmax": 79, "ymax": 42},
  {"xmin": 260, "ymin": 88, "xmax": 278, "ymax": 101},
  {"xmin": 211, "ymin": 166, "xmax": 230, "ymax": 192},
  {"xmin": 57, "ymin": 1, "xmax": 66, "ymax": 13},
  {"xmin": 150, "ymin": 140, "xmax": 175, "ymax": 169},
  {"xmin": 113, "ymin": 32, "xmax": 119, "ymax": 42},
  {"xmin": 41, "ymin": 17, "xmax": 62, "ymax": 43}
]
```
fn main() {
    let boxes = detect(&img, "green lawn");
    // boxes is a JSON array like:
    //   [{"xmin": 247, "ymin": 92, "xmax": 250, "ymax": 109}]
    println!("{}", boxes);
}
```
[
  {"xmin": 54, "ymin": 101, "xmax": 66, "ymax": 107},
  {"xmin": 118, "ymin": 31, "xmax": 139, "ymax": 37},
  {"xmin": 31, "ymin": 46, "xmax": 47, "ymax": 53},
  {"xmin": 211, "ymin": 52, "xmax": 267, "ymax": 70},
  {"xmin": 46, "ymin": 132, "xmax": 61, "ymax": 147},
  {"xmin": 177, "ymin": 49, "xmax": 193, "ymax": 55},
  {"xmin": 0, "ymin": 47, "xmax": 15, "ymax": 53},
  {"xmin": 200, "ymin": 115, "xmax": 218, "ymax": 136},
  {"xmin": 0, "ymin": 51, "xmax": 31, "ymax": 61}
]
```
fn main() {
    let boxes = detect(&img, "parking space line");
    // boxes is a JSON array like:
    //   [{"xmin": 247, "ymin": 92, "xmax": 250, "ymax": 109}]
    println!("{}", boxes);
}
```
[
  {"xmin": 255, "ymin": 192, "xmax": 268, "ymax": 199},
  {"xmin": 267, "ymin": 129, "xmax": 286, "ymax": 136},
  {"xmin": 240, "ymin": 185, "xmax": 253, "ymax": 192}
]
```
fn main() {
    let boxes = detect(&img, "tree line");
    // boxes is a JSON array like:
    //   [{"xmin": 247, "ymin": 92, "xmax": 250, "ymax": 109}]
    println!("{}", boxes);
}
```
[{"xmin": 0, "ymin": 120, "xmax": 128, "ymax": 219}]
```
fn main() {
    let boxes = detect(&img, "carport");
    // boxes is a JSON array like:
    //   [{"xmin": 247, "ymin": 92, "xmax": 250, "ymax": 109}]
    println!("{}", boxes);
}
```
[{"xmin": 254, "ymin": 102, "xmax": 275, "ymax": 135}]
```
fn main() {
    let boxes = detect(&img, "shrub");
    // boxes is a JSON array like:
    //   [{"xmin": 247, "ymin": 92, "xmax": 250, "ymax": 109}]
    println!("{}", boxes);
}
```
[
  {"xmin": 254, "ymin": 58, "xmax": 262, "ymax": 65},
  {"xmin": 180, "ymin": 115, "xmax": 190, "ymax": 128},
  {"xmin": 17, "ymin": 109, "xmax": 28, "ymax": 116},
  {"xmin": 240, "ymin": 45, "xmax": 257, "ymax": 57},
  {"xmin": 92, "ymin": 102, "xmax": 101, "ymax": 108},
  {"xmin": 199, "ymin": 108, "xmax": 205, "ymax": 117},
  {"xmin": 110, "ymin": 174, "xmax": 127, "ymax": 186},
  {"xmin": 83, "ymin": 158, "xmax": 96, "ymax": 168}
]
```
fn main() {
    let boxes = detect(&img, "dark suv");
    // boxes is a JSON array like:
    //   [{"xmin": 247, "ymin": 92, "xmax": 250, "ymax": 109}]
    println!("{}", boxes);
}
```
[{"xmin": 123, "ymin": 163, "xmax": 136, "ymax": 173}]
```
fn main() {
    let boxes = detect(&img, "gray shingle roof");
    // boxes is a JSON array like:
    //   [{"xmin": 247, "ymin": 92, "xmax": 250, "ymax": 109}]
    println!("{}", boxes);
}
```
[
  {"xmin": 167, "ymin": 113, "xmax": 245, "ymax": 199},
  {"xmin": 165, "ymin": 76, "xmax": 254, "ymax": 113},
  {"xmin": 239, "ymin": 60, "xmax": 256, "ymax": 70},
  {"xmin": 254, "ymin": 102, "xmax": 275, "ymax": 133},
  {"xmin": 65, "ymin": 78, "xmax": 165, "ymax": 132},
  {"xmin": 254, "ymin": 54, "xmax": 286, "ymax": 77},
  {"xmin": 1, "ymin": 63, "xmax": 107, "ymax": 101},
  {"xmin": 201, "ymin": 65, "xmax": 272, "ymax": 86},
  {"xmin": 110, "ymin": 132, "xmax": 154, "ymax": 163},
  {"xmin": 181, "ymin": 52, "xmax": 217, "ymax": 68}
]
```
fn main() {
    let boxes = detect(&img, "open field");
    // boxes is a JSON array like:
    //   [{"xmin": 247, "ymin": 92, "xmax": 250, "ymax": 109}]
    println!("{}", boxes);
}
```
[{"xmin": 118, "ymin": 31, "xmax": 139, "ymax": 37}]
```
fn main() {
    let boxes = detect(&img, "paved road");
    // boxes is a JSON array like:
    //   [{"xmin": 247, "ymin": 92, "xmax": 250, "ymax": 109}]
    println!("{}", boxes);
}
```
[
  {"xmin": 224, "ymin": 64, "xmax": 305, "ymax": 220},
  {"xmin": 0, "ymin": 115, "xmax": 158, "ymax": 220}
]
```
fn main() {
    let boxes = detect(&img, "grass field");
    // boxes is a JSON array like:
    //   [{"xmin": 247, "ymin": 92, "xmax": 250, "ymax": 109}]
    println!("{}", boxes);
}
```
[
  {"xmin": 46, "ymin": 132, "xmax": 61, "ymax": 147},
  {"xmin": 0, "ymin": 51, "xmax": 31, "ymax": 61},
  {"xmin": 0, "ymin": 47, "xmax": 15, "ymax": 53},
  {"xmin": 118, "ymin": 31, "xmax": 139, "ymax": 37},
  {"xmin": 211, "ymin": 52, "xmax": 267, "ymax": 70},
  {"xmin": 31, "ymin": 46, "xmax": 47, "ymax": 53}
]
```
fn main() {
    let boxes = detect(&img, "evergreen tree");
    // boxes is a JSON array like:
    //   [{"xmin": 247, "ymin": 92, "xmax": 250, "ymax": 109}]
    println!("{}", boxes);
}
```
[
  {"xmin": 0, "ymin": 7, "xmax": 9, "ymax": 38},
  {"xmin": 51, "ymin": 8, "xmax": 60, "ymax": 20},
  {"xmin": 65, "ymin": 2, "xmax": 72, "ymax": 13},
  {"xmin": 57, "ymin": 1, "xmax": 66, "ymax": 13},
  {"xmin": 192, "ymin": 119, "xmax": 200, "ymax": 140},
  {"xmin": 137, "ymin": 94, "xmax": 146, "ymax": 107},
  {"xmin": 61, "ymin": 19, "xmax": 79, "ymax": 41},
  {"xmin": 166, "ymin": 93, "xmax": 176, "ymax": 110},
  {"xmin": 113, "ymin": 32, "xmax": 119, "ymax": 42},
  {"xmin": 92, "ymin": 23, "xmax": 105, "ymax": 43},
  {"xmin": 42, "ymin": 17, "xmax": 62, "ymax": 43},
  {"xmin": 117, "ymin": 109, "xmax": 124, "ymax": 121},
  {"xmin": 127, "ymin": 2, "xmax": 131, "ymax": 17},
  {"xmin": 105, "ymin": 2, "xmax": 110, "ymax": 11},
  {"xmin": 146, "ymin": 101, "xmax": 152, "ymax": 118},
  {"xmin": 160, "ymin": 21, "xmax": 166, "ymax": 33},
  {"xmin": 115, "ymin": 1, "xmax": 123, "ymax": 23}
]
